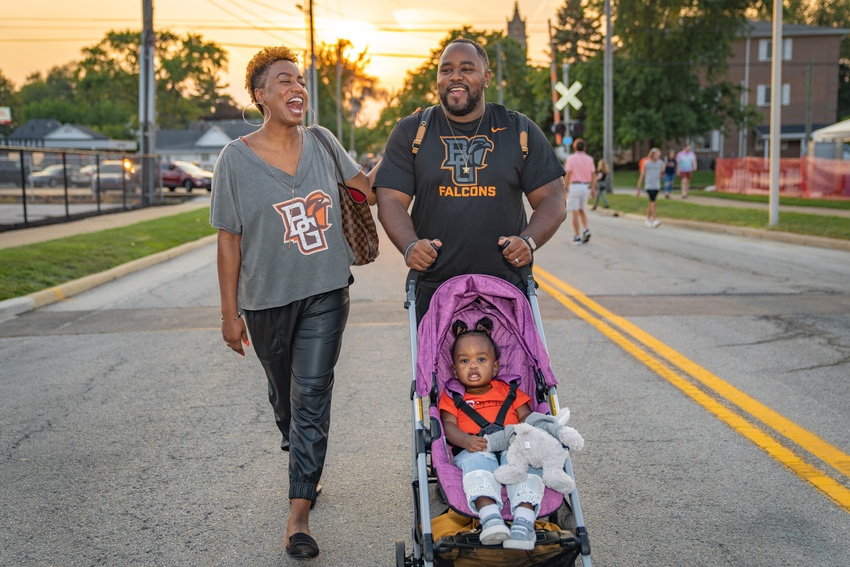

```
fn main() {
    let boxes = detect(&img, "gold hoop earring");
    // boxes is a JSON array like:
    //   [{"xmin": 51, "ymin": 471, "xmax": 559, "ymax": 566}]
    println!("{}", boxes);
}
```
[{"xmin": 241, "ymin": 102, "xmax": 264, "ymax": 127}]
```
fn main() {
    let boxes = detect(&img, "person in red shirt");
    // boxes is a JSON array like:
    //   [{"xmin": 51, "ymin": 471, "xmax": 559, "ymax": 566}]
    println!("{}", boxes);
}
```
[{"xmin": 439, "ymin": 317, "xmax": 544, "ymax": 550}]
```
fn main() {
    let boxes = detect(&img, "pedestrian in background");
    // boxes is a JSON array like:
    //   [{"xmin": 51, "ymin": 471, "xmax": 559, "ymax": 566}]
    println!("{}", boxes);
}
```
[
  {"xmin": 676, "ymin": 143, "xmax": 697, "ymax": 199},
  {"xmin": 663, "ymin": 149, "xmax": 677, "ymax": 199},
  {"xmin": 636, "ymin": 148, "xmax": 663, "ymax": 228},
  {"xmin": 564, "ymin": 138, "xmax": 597, "ymax": 245},
  {"xmin": 591, "ymin": 159, "xmax": 610, "ymax": 210}
]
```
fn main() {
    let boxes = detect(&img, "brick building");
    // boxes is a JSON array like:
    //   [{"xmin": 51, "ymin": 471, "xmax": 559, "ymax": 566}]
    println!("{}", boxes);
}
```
[{"xmin": 712, "ymin": 21, "xmax": 849, "ymax": 161}]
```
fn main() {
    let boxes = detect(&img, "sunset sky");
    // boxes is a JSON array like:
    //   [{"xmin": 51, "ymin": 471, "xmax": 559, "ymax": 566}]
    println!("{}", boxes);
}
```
[{"xmin": 1, "ymin": 0, "xmax": 564, "ymax": 116}]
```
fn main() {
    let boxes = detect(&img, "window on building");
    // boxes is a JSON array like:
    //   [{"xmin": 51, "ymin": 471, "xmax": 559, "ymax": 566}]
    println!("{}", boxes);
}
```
[
  {"xmin": 758, "ymin": 38, "xmax": 792, "ymax": 61},
  {"xmin": 693, "ymin": 131, "xmax": 720, "ymax": 152},
  {"xmin": 756, "ymin": 84, "xmax": 791, "ymax": 107}
]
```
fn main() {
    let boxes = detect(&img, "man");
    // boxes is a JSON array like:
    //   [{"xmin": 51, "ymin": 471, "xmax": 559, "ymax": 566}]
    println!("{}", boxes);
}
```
[
  {"xmin": 563, "ymin": 138, "xmax": 597, "ymax": 245},
  {"xmin": 375, "ymin": 38, "xmax": 566, "ymax": 321},
  {"xmin": 675, "ymin": 143, "xmax": 697, "ymax": 199}
]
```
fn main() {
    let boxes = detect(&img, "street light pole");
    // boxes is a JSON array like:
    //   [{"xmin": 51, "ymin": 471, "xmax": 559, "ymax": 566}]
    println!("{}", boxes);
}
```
[
  {"xmin": 604, "ymin": 0, "xmax": 614, "ymax": 190},
  {"xmin": 309, "ymin": 0, "xmax": 318, "ymax": 126},
  {"xmin": 768, "ymin": 0, "xmax": 782, "ymax": 226},
  {"xmin": 139, "ymin": 0, "xmax": 156, "ymax": 205}
]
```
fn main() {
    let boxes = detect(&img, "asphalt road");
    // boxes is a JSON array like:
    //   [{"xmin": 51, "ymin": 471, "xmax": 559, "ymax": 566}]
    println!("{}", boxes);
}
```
[{"xmin": 1, "ymin": 213, "xmax": 849, "ymax": 566}]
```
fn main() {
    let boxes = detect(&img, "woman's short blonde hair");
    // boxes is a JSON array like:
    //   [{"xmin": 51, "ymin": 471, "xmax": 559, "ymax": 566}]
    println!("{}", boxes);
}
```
[{"xmin": 245, "ymin": 46, "xmax": 300, "ymax": 116}]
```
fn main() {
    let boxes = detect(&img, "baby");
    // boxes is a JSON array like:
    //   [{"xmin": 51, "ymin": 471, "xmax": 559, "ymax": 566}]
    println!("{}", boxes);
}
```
[{"xmin": 438, "ymin": 317, "xmax": 544, "ymax": 550}]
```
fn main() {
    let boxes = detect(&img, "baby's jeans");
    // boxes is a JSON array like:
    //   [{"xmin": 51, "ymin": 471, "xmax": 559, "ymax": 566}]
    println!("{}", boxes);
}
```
[{"xmin": 454, "ymin": 450, "xmax": 545, "ymax": 516}]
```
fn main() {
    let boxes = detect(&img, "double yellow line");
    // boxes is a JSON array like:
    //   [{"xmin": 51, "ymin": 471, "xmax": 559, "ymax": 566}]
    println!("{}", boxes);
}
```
[{"xmin": 534, "ymin": 266, "xmax": 850, "ymax": 512}]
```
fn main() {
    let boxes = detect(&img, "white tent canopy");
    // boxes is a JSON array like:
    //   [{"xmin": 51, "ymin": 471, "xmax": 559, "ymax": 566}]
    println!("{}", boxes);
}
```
[{"xmin": 812, "ymin": 119, "xmax": 850, "ymax": 141}]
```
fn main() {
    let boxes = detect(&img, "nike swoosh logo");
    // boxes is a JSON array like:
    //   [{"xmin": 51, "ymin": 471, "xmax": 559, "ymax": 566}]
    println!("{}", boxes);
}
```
[{"xmin": 491, "ymin": 127, "xmax": 507, "ymax": 133}]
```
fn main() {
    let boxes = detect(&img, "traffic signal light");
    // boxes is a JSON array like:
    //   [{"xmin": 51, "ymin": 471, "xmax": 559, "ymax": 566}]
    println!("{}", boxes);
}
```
[
  {"xmin": 570, "ymin": 120, "xmax": 584, "ymax": 139},
  {"xmin": 553, "ymin": 122, "xmax": 567, "ymax": 136}
]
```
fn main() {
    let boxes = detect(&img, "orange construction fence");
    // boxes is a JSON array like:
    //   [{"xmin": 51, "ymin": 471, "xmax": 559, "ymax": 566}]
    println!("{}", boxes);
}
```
[{"xmin": 714, "ymin": 157, "xmax": 850, "ymax": 199}]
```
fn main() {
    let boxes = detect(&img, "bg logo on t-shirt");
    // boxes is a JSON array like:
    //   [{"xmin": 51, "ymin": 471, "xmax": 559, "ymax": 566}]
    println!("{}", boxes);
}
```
[
  {"xmin": 274, "ymin": 190, "xmax": 332, "ymax": 254},
  {"xmin": 441, "ymin": 135, "xmax": 493, "ymax": 186}
]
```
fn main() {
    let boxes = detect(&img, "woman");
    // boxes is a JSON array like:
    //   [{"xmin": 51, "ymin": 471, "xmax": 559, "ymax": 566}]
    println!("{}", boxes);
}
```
[
  {"xmin": 636, "ymin": 148, "xmax": 663, "ymax": 228},
  {"xmin": 591, "ymin": 159, "xmax": 610, "ymax": 210},
  {"xmin": 663, "ymin": 149, "xmax": 677, "ymax": 199},
  {"xmin": 210, "ymin": 45, "xmax": 378, "ymax": 559}
]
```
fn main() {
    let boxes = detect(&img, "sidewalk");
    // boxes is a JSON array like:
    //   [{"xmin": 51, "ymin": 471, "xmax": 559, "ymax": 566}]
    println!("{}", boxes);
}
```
[
  {"xmin": 0, "ymin": 197, "xmax": 211, "ymax": 250},
  {"xmin": 0, "ymin": 197, "xmax": 215, "ymax": 323}
]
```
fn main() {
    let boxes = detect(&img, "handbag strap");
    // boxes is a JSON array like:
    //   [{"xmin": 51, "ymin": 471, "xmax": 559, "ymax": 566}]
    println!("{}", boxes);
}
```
[{"xmin": 308, "ymin": 126, "xmax": 346, "ymax": 186}]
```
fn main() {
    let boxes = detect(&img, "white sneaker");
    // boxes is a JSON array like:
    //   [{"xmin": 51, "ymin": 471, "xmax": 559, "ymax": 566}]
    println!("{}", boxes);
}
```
[
  {"xmin": 645, "ymin": 219, "xmax": 652, "ymax": 227},
  {"xmin": 479, "ymin": 513, "xmax": 510, "ymax": 545},
  {"xmin": 503, "ymin": 517, "xmax": 536, "ymax": 550},
  {"xmin": 651, "ymin": 219, "xmax": 661, "ymax": 228},
  {"xmin": 571, "ymin": 236, "xmax": 582, "ymax": 246}
]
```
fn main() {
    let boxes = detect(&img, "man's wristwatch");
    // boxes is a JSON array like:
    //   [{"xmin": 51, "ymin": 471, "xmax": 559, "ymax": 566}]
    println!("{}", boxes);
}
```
[{"xmin": 520, "ymin": 235, "xmax": 536, "ymax": 252}]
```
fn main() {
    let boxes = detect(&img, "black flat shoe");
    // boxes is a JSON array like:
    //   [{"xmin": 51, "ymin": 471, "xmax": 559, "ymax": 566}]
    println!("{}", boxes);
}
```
[{"xmin": 286, "ymin": 532, "xmax": 319, "ymax": 558}]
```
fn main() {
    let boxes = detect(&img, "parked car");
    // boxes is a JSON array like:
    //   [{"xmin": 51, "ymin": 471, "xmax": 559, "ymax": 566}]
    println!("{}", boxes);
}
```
[
  {"xmin": 71, "ymin": 164, "xmax": 98, "ymax": 187},
  {"xmin": 0, "ymin": 158, "xmax": 27, "ymax": 186},
  {"xmin": 91, "ymin": 160, "xmax": 140, "ymax": 193},
  {"xmin": 30, "ymin": 164, "xmax": 81, "ymax": 187},
  {"xmin": 160, "ymin": 161, "xmax": 214, "ymax": 191}
]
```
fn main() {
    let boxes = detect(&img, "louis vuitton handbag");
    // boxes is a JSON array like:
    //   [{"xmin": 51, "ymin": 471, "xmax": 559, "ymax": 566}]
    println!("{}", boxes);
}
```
[{"xmin": 309, "ymin": 127, "xmax": 379, "ymax": 265}]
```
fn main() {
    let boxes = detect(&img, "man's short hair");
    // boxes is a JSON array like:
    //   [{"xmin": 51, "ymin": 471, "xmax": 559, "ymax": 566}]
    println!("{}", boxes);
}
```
[
  {"xmin": 441, "ymin": 38, "xmax": 489, "ymax": 68},
  {"xmin": 574, "ymin": 139, "xmax": 586, "ymax": 152}
]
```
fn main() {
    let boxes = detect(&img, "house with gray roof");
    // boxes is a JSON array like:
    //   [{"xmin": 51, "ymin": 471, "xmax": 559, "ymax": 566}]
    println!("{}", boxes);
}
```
[
  {"xmin": 3, "ymin": 119, "xmax": 136, "ymax": 151},
  {"xmin": 156, "ymin": 120, "xmax": 259, "ymax": 170}
]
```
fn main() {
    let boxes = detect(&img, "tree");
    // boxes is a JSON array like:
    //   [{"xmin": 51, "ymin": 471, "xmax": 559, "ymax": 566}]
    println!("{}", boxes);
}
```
[
  {"xmin": 553, "ymin": 0, "xmax": 605, "ymax": 64},
  {"xmin": 608, "ymin": 0, "xmax": 753, "ymax": 148},
  {"xmin": 312, "ymin": 40, "xmax": 384, "ymax": 156},
  {"xmin": 79, "ymin": 30, "xmax": 233, "ymax": 130}
]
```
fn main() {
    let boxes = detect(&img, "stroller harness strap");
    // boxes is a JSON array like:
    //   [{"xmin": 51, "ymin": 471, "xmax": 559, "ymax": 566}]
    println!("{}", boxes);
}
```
[{"xmin": 451, "ymin": 380, "xmax": 519, "ymax": 436}]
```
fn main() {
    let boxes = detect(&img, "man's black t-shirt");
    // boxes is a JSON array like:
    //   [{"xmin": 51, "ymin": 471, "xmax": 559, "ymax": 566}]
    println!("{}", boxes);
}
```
[{"xmin": 376, "ymin": 103, "xmax": 565, "ymax": 292}]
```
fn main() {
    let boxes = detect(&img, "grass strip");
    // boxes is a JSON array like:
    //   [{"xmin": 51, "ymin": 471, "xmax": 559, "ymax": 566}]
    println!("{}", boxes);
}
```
[
  {"xmin": 607, "ymin": 195, "xmax": 850, "ymax": 240},
  {"xmin": 0, "ymin": 207, "xmax": 214, "ymax": 301}
]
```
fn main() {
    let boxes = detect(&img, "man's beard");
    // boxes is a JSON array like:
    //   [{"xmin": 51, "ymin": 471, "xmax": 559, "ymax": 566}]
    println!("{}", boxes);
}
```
[{"xmin": 439, "ymin": 86, "xmax": 483, "ymax": 117}]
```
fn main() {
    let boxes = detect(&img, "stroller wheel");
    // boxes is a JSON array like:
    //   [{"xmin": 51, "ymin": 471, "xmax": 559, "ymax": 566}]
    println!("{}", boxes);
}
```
[{"xmin": 395, "ymin": 539, "xmax": 406, "ymax": 567}]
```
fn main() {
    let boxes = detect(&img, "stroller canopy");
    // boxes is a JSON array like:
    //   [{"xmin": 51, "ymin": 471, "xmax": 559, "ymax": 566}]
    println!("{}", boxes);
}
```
[{"xmin": 416, "ymin": 274, "xmax": 559, "ymax": 405}]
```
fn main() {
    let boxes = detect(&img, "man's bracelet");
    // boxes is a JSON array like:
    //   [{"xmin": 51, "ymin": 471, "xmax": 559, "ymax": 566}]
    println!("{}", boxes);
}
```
[
  {"xmin": 220, "ymin": 312, "xmax": 242, "ymax": 323},
  {"xmin": 403, "ymin": 240, "xmax": 418, "ymax": 262}
]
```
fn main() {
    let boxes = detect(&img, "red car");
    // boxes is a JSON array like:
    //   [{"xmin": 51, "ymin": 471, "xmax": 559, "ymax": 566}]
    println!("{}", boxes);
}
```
[{"xmin": 160, "ymin": 161, "xmax": 214, "ymax": 192}]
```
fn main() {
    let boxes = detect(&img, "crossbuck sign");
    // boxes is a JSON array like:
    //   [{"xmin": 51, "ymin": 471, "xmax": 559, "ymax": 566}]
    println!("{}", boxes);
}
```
[{"xmin": 554, "ymin": 81, "xmax": 583, "ymax": 112}]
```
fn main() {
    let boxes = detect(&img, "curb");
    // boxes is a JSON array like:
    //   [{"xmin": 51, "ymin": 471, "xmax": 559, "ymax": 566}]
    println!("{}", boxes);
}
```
[
  {"xmin": 597, "ymin": 209, "xmax": 850, "ymax": 253},
  {"xmin": 0, "ymin": 233, "xmax": 217, "ymax": 323}
]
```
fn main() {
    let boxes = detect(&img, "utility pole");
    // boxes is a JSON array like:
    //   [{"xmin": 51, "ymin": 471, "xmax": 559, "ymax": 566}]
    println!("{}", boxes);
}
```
[
  {"xmin": 548, "ymin": 20, "xmax": 562, "ymax": 146},
  {"xmin": 496, "ymin": 43, "xmax": 503, "ymax": 106},
  {"xmin": 604, "ymin": 0, "xmax": 613, "ymax": 190},
  {"xmin": 309, "ymin": 0, "xmax": 318, "ymax": 126},
  {"xmin": 139, "ymin": 0, "xmax": 156, "ymax": 206},
  {"xmin": 768, "ymin": 0, "xmax": 782, "ymax": 226},
  {"xmin": 336, "ymin": 40, "xmax": 343, "ymax": 144}
]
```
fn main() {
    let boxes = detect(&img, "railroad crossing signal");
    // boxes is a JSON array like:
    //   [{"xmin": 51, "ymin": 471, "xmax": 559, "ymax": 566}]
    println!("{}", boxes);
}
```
[{"xmin": 554, "ymin": 81, "xmax": 583, "ymax": 112}]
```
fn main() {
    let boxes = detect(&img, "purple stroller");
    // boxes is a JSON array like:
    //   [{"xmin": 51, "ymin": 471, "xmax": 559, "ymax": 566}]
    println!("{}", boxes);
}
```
[{"xmin": 396, "ymin": 272, "xmax": 591, "ymax": 567}]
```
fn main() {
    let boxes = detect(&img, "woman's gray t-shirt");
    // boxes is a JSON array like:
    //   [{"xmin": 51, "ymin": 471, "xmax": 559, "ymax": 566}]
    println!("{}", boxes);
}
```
[
  {"xmin": 210, "ymin": 126, "xmax": 362, "ymax": 311},
  {"xmin": 643, "ymin": 159, "xmax": 663, "ymax": 190}
]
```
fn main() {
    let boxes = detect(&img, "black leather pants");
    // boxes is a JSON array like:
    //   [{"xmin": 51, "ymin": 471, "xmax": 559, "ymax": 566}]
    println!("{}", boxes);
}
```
[{"xmin": 244, "ymin": 287, "xmax": 350, "ymax": 502}]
